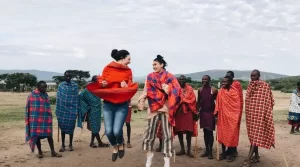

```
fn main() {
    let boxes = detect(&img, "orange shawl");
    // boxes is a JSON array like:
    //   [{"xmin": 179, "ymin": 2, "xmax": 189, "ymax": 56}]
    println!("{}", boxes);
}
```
[
  {"xmin": 87, "ymin": 61, "xmax": 138, "ymax": 104},
  {"xmin": 214, "ymin": 86, "xmax": 242, "ymax": 147},
  {"xmin": 232, "ymin": 80, "xmax": 244, "ymax": 112}
]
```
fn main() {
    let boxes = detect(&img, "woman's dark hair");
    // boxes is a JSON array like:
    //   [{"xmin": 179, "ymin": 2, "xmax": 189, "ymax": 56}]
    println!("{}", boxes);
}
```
[
  {"xmin": 111, "ymin": 49, "xmax": 130, "ymax": 61},
  {"xmin": 154, "ymin": 55, "xmax": 167, "ymax": 69}
]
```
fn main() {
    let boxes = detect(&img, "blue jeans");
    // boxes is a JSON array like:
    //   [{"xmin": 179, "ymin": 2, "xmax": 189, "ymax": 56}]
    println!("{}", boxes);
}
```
[{"xmin": 103, "ymin": 101, "xmax": 128, "ymax": 146}]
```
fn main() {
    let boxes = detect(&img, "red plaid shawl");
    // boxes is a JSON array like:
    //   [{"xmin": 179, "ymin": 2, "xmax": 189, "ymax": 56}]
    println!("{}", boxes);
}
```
[
  {"xmin": 232, "ymin": 80, "xmax": 244, "ymax": 112},
  {"xmin": 25, "ymin": 90, "xmax": 52, "ymax": 152},
  {"xmin": 146, "ymin": 71, "xmax": 182, "ymax": 126},
  {"xmin": 245, "ymin": 80, "xmax": 275, "ymax": 149}
]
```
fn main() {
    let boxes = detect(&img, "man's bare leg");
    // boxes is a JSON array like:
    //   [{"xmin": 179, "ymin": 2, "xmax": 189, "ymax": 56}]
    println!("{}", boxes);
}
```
[
  {"xmin": 59, "ymin": 132, "xmax": 66, "ymax": 152},
  {"xmin": 36, "ymin": 138, "xmax": 43, "ymax": 158},
  {"xmin": 48, "ymin": 136, "xmax": 62, "ymax": 157}
]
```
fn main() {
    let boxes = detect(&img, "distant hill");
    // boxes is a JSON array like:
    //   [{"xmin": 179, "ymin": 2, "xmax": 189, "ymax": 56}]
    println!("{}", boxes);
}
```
[
  {"xmin": 0, "ymin": 69, "xmax": 289, "ymax": 82},
  {"xmin": 0, "ymin": 70, "xmax": 62, "ymax": 80},
  {"xmin": 175, "ymin": 70, "xmax": 288, "ymax": 81}
]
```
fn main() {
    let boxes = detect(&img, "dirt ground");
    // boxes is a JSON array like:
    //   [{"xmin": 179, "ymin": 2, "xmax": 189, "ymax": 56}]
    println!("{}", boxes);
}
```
[{"xmin": 0, "ymin": 91, "xmax": 299, "ymax": 167}]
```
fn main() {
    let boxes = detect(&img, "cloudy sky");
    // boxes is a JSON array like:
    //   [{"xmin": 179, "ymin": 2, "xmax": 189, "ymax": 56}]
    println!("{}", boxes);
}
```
[{"xmin": 0, "ymin": 0, "xmax": 299, "ymax": 77}]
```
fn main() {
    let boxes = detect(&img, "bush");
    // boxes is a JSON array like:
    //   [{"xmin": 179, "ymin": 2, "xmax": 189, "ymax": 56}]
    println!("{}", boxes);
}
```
[{"xmin": 49, "ymin": 96, "xmax": 56, "ymax": 105}]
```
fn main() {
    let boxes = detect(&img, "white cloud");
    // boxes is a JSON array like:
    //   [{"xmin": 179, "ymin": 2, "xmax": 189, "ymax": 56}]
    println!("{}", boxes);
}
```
[{"xmin": 0, "ymin": 0, "xmax": 299, "ymax": 76}]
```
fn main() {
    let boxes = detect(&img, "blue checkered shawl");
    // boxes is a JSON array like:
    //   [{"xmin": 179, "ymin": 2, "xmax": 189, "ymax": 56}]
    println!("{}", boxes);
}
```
[
  {"xmin": 77, "ymin": 89, "xmax": 101, "ymax": 134},
  {"xmin": 56, "ymin": 81, "xmax": 79, "ymax": 134}
]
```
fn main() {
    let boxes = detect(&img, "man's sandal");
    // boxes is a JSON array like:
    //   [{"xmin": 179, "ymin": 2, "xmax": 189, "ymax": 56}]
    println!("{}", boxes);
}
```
[
  {"xmin": 51, "ymin": 152, "xmax": 62, "ymax": 158},
  {"xmin": 240, "ymin": 160, "xmax": 251, "ymax": 167},
  {"xmin": 36, "ymin": 153, "xmax": 43, "ymax": 159},
  {"xmin": 250, "ymin": 156, "xmax": 260, "ymax": 163},
  {"xmin": 98, "ymin": 143, "xmax": 110, "ymax": 148}
]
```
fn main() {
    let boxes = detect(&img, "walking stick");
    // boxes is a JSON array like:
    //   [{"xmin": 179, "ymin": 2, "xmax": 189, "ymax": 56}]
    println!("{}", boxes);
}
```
[
  {"xmin": 276, "ymin": 138, "xmax": 289, "ymax": 167},
  {"xmin": 57, "ymin": 126, "xmax": 60, "ymax": 142},
  {"xmin": 76, "ymin": 113, "xmax": 88, "ymax": 150},
  {"xmin": 100, "ymin": 131, "xmax": 106, "ymax": 140},
  {"xmin": 216, "ymin": 126, "xmax": 220, "ymax": 161},
  {"xmin": 194, "ymin": 136, "xmax": 198, "ymax": 160}
]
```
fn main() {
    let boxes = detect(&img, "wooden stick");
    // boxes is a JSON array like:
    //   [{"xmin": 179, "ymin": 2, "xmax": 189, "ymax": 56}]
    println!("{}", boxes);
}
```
[
  {"xmin": 276, "ymin": 138, "xmax": 289, "ymax": 167},
  {"xmin": 216, "ymin": 127, "xmax": 220, "ymax": 161},
  {"xmin": 100, "ymin": 132, "xmax": 106, "ymax": 140},
  {"xmin": 57, "ymin": 126, "xmax": 60, "ymax": 142},
  {"xmin": 194, "ymin": 136, "xmax": 198, "ymax": 160}
]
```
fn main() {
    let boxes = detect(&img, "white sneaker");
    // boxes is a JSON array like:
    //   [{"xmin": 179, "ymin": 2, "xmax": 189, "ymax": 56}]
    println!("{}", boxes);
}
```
[
  {"xmin": 146, "ymin": 152, "xmax": 154, "ymax": 167},
  {"xmin": 164, "ymin": 157, "xmax": 170, "ymax": 167}
]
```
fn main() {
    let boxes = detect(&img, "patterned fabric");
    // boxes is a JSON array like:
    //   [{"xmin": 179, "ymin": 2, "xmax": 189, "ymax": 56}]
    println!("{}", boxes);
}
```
[
  {"xmin": 56, "ymin": 81, "xmax": 79, "ymax": 134},
  {"xmin": 87, "ymin": 62, "xmax": 138, "ymax": 104},
  {"xmin": 25, "ymin": 90, "xmax": 52, "ymax": 152},
  {"xmin": 245, "ymin": 80, "xmax": 275, "ymax": 149},
  {"xmin": 77, "ymin": 89, "xmax": 101, "ymax": 134},
  {"xmin": 146, "ymin": 71, "xmax": 182, "ymax": 126},
  {"xmin": 214, "ymin": 86, "xmax": 242, "ymax": 147},
  {"xmin": 157, "ymin": 120, "xmax": 163, "ymax": 139},
  {"xmin": 175, "ymin": 84, "xmax": 198, "ymax": 137},
  {"xmin": 288, "ymin": 89, "xmax": 300, "ymax": 121},
  {"xmin": 125, "ymin": 106, "xmax": 132, "ymax": 123}
]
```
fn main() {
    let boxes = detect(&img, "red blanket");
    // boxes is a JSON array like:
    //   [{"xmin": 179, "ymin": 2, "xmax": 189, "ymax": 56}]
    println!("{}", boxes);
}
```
[
  {"xmin": 245, "ymin": 80, "xmax": 275, "ymax": 149},
  {"xmin": 215, "ymin": 86, "xmax": 242, "ymax": 147},
  {"xmin": 87, "ymin": 62, "xmax": 138, "ymax": 103}
]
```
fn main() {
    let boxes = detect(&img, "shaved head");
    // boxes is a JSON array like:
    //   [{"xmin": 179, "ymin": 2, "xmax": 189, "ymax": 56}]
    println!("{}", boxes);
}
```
[
  {"xmin": 251, "ymin": 69, "xmax": 260, "ymax": 81},
  {"xmin": 178, "ymin": 75, "xmax": 187, "ymax": 88}
]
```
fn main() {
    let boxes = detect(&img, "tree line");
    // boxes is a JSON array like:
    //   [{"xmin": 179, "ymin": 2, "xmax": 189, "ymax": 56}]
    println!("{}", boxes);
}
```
[{"xmin": 1, "ymin": 71, "xmax": 299, "ymax": 93}]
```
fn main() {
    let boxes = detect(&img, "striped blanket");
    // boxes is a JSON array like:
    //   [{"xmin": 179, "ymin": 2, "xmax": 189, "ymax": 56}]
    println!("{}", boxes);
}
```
[
  {"xmin": 56, "ymin": 81, "xmax": 78, "ymax": 134},
  {"xmin": 78, "ymin": 89, "xmax": 102, "ymax": 134},
  {"xmin": 25, "ymin": 90, "xmax": 52, "ymax": 152}
]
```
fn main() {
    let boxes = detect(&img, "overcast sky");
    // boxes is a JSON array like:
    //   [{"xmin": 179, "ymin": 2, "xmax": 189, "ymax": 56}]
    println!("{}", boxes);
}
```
[{"xmin": 0, "ymin": 0, "xmax": 299, "ymax": 77}]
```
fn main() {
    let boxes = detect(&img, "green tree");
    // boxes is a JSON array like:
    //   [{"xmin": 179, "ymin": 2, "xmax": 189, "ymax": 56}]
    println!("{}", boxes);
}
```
[
  {"xmin": 53, "ymin": 70, "xmax": 90, "ymax": 88},
  {"xmin": 5, "ymin": 73, "xmax": 37, "ymax": 90},
  {"xmin": 52, "ymin": 76, "xmax": 65, "ymax": 85}
]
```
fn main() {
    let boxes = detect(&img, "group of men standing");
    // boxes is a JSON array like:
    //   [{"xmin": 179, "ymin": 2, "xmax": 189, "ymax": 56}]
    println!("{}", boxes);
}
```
[
  {"xmin": 163, "ymin": 70, "xmax": 275, "ymax": 167},
  {"xmin": 25, "ymin": 69, "xmax": 275, "ymax": 167},
  {"xmin": 25, "ymin": 71, "xmax": 111, "ymax": 158}
]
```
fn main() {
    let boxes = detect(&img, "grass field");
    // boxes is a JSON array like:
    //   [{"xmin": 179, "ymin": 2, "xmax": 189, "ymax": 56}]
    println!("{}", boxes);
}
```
[{"xmin": 0, "ymin": 91, "xmax": 299, "ymax": 167}]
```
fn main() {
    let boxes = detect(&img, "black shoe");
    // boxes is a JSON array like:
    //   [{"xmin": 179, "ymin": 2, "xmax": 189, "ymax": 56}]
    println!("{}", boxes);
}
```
[
  {"xmin": 112, "ymin": 152, "xmax": 118, "ymax": 162},
  {"xmin": 118, "ymin": 144, "xmax": 125, "ymax": 159}
]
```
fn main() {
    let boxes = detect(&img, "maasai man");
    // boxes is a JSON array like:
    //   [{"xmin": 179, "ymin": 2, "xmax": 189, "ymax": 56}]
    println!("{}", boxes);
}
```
[
  {"xmin": 86, "ymin": 49, "xmax": 138, "ymax": 162},
  {"xmin": 197, "ymin": 75, "xmax": 218, "ymax": 159},
  {"xmin": 125, "ymin": 100, "xmax": 132, "ymax": 148},
  {"xmin": 139, "ymin": 55, "xmax": 181, "ymax": 167},
  {"xmin": 25, "ymin": 81, "xmax": 62, "ymax": 158},
  {"xmin": 78, "ymin": 76, "xmax": 109, "ymax": 148},
  {"xmin": 240, "ymin": 70, "xmax": 275, "ymax": 167},
  {"xmin": 175, "ymin": 75, "xmax": 198, "ymax": 158},
  {"xmin": 288, "ymin": 82, "xmax": 300, "ymax": 134},
  {"xmin": 225, "ymin": 71, "xmax": 244, "ymax": 157},
  {"xmin": 56, "ymin": 70, "xmax": 79, "ymax": 152},
  {"xmin": 214, "ymin": 76, "xmax": 242, "ymax": 162}
]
